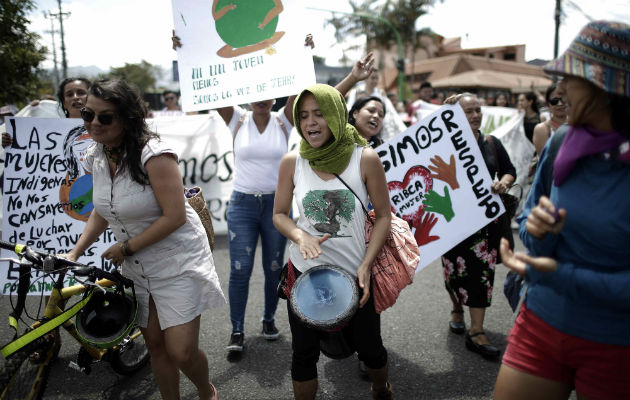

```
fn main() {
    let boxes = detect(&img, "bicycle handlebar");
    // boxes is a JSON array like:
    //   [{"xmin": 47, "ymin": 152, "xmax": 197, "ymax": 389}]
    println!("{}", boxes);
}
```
[{"xmin": 0, "ymin": 239, "xmax": 133, "ymax": 288}]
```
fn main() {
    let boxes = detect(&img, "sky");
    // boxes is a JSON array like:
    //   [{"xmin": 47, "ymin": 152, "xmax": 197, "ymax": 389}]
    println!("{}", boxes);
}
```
[{"xmin": 29, "ymin": 0, "xmax": 630, "ymax": 74}]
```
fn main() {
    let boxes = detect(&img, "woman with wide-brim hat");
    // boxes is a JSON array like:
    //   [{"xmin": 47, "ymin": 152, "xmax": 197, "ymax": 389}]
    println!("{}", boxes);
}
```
[{"xmin": 494, "ymin": 21, "xmax": 630, "ymax": 400}]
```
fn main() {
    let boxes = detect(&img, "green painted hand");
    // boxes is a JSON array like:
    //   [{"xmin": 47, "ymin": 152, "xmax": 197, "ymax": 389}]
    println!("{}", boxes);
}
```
[{"xmin": 422, "ymin": 186, "xmax": 455, "ymax": 222}]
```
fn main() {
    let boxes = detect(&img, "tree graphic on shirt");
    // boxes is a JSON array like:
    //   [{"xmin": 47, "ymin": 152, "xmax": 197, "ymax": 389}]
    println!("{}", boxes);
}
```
[{"xmin": 303, "ymin": 190, "xmax": 354, "ymax": 237}]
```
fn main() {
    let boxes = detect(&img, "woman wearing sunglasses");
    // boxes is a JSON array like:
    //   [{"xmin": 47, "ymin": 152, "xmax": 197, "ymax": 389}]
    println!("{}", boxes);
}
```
[
  {"xmin": 532, "ymin": 85, "xmax": 568, "ymax": 157},
  {"xmin": 65, "ymin": 79, "xmax": 226, "ymax": 400}
]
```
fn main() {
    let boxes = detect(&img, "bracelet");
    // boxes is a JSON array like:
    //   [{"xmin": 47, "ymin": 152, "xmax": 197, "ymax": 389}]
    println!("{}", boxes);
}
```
[{"xmin": 120, "ymin": 240, "xmax": 134, "ymax": 257}]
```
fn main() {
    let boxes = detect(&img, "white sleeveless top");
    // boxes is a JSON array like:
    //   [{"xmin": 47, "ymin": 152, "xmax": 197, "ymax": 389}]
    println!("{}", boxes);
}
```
[
  {"xmin": 228, "ymin": 105, "xmax": 291, "ymax": 193},
  {"xmin": 289, "ymin": 145, "xmax": 368, "ymax": 277}
]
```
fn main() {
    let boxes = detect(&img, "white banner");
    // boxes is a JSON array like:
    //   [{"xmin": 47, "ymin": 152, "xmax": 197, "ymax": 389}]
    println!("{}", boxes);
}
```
[
  {"xmin": 376, "ymin": 104, "xmax": 505, "ymax": 272},
  {"xmin": 2, "ymin": 117, "xmax": 115, "ymax": 294},
  {"xmin": 171, "ymin": 0, "xmax": 316, "ymax": 111}
]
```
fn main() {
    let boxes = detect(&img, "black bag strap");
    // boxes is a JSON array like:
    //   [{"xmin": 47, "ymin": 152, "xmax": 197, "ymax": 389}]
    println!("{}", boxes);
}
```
[{"xmin": 333, "ymin": 173, "xmax": 370, "ymax": 217}]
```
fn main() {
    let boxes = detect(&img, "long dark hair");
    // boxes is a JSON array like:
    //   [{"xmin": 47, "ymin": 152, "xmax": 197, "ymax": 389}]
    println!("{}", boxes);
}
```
[
  {"xmin": 348, "ymin": 96, "xmax": 386, "ymax": 148},
  {"xmin": 88, "ymin": 79, "xmax": 159, "ymax": 184},
  {"xmin": 544, "ymin": 85, "xmax": 557, "ymax": 103},
  {"xmin": 348, "ymin": 96, "xmax": 386, "ymax": 126},
  {"xmin": 523, "ymin": 91, "xmax": 539, "ymax": 114},
  {"xmin": 57, "ymin": 77, "xmax": 91, "ymax": 117}
]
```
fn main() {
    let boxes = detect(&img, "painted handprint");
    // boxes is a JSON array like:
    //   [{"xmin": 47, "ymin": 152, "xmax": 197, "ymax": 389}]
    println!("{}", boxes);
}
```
[
  {"xmin": 413, "ymin": 212, "xmax": 440, "ymax": 246},
  {"xmin": 422, "ymin": 186, "xmax": 454, "ymax": 222},
  {"xmin": 428, "ymin": 154, "xmax": 459, "ymax": 190}
]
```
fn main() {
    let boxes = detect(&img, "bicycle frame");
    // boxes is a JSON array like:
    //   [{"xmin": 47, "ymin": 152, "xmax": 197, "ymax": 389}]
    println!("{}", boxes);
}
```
[{"xmin": 0, "ymin": 241, "xmax": 149, "ymax": 400}]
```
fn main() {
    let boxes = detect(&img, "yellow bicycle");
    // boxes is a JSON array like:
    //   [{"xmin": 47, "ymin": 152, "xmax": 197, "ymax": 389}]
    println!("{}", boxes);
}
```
[{"xmin": 0, "ymin": 240, "xmax": 149, "ymax": 400}]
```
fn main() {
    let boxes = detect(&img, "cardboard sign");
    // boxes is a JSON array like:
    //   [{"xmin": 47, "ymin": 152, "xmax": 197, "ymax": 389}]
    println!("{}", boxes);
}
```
[
  {"xmin": 376, "ymin": 104, "xmax": 505, "ymax": 272},
  {"xmin": 171, "ymin": 0, "xmax": 316, "ymax": 111}
]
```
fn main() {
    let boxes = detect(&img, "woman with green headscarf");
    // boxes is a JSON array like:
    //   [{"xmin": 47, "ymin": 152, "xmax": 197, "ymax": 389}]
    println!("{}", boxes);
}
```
[{"xmin": 273, "ymin": 84, "xmax": 392, "ymax": 399}]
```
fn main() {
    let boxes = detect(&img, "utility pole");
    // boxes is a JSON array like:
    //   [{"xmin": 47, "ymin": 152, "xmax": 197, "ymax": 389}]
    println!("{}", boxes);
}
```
[
  {"xmin": 554, "ymin": 0, "xmax": 562, "ymax": 59},
  {"xmin": 44, "ymin": 11, "xmax": 60, "ymax": 89},
  {"xmin": 49, "ymin": 0, "xmax": 70, "ymax": 79}
]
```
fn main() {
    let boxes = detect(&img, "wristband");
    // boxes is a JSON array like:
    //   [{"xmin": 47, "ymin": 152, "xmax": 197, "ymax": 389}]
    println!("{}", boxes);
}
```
[{"xmin": 120, "ymin": 240, "xmax": 134, "ymax": 257}]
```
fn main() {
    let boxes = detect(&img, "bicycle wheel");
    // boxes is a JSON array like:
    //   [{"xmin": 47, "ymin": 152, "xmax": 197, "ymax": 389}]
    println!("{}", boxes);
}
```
[
  {"xmin": 109, "ymin": 326, "xmax": 150, "ymax": 376},
  {"xmin": 0, "ymin": 333, "xmax": 60, "ymax": 400}
]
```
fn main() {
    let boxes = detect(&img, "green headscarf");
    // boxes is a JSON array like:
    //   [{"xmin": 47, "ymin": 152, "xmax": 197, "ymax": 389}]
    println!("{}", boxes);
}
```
[{"xmin": 293, "ymin": 83, "xmax": 367, "ymax": 174}]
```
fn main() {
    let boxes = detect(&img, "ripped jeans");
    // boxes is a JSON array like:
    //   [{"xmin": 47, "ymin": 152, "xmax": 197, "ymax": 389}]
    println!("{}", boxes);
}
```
[{"xmin": 227, "ymin": 191, "xmax": 288, "ymax": 333}]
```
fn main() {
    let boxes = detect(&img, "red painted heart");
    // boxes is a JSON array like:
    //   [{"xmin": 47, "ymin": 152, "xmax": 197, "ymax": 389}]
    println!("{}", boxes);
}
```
[{"xmin": 387, "ymin": 165, "xmax": 433, "ymax": 228}]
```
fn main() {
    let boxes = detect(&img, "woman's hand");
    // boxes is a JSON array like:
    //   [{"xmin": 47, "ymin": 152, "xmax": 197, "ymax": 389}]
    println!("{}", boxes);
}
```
[
  {"xmin": 443, "ymin": 94, "xmax": 462, "ymax": 105},
  {"xmin": 57, "ymin": 252, "xmax": 79, "ymax": 263},
  {"xmin": 356, "ymin": 262, "xmax": 371, "ymax": 308},
  {"xmin": 526, "ymin": 196, "xmax": 566, "ymax": 239},
  {"xmin": 172, "ymin": 29, "xmax": 182, "ymax": 50},
  {"xmin": 297, "ymin": 232, "xmax": 329, "ymax": 260},
  {"xmin": 304, "ymin": 33, "xmax": 314, "ymax": 49},
  {"xmin": 102, "ymin": 243, "xmax": 126, "ymax": 267},
  {"xmin": 2, "ymin": 132, "xmax": 12, "ymax": 148},
  {"xmin": 491, "ymin": 180, "xmax": 508, "ymax": 194},
  {"xmin": 500, "ymin": 238, "xmax": 558, "ymax": 276},
  {"xmin": 350, "ymin": 52, "xmax": 375, "ymax": 83}
]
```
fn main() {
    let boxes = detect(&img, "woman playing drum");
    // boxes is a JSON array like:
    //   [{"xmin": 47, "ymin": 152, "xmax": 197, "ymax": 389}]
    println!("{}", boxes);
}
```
[{"xmin": 273, "ymin": 83, "xmax": 392, "ymax": 400}]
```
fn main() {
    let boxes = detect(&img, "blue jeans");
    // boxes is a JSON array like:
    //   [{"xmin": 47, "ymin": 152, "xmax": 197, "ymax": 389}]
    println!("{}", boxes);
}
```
[{"xmin": 227, "ymin": 191, "xmax": 288, "ymax": 333}]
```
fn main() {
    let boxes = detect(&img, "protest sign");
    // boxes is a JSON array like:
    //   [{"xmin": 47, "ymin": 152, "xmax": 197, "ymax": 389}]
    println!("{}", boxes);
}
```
[
  {"xmin": 480, "ymin": 106, "xmax": 519, "ymax": 134},
  {"xmin": 416, "ymin": 103, "xmax": 518, "ymax": 135},
  {"xmin": 171, "ymin": 0, "xmax": 316, "ymax": 111},
  {"xmin": 1, "ymin": 117, "xmax": 115, "ymax": 295},
  {"xmin": 147, "ymin": 112, "xmax": 235, "ymax": 234},
  {"xmin": 376, "ymin": 104, "xmax": 505, "ymax": 272}
]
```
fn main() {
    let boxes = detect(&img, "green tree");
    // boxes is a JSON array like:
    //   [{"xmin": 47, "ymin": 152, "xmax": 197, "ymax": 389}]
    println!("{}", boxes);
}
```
[
  {"xmin": 108, "ymin": 60, "xmax": 161, "ymax": 95},
  {"xmin": 0, "ymin": 0, "xmax": 48, "ymax": 106},
  {"xmin": 328, "ymin": 0, "xmax": 440, "ymax": 91}
]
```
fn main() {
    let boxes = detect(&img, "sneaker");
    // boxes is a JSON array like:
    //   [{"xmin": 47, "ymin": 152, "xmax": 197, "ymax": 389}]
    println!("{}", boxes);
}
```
[
  {"xmin": 226, "ymin": 332, "xmax": 244, "ymax": 353},
  {"xmin": 262, "ymin": 320, "xmax": 280, "ymax": 341}
]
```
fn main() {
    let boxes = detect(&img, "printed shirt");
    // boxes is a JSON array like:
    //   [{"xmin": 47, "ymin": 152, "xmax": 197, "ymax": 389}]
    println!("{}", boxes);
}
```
[{"xmin": 289, "ymin": 145, "xmax": 368, "ymax": 277}]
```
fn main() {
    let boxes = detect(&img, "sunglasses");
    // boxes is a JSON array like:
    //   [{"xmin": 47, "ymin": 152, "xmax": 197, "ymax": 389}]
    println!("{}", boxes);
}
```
[
  {"xmin": 80, "ymin": 108, "xmax": 117, "ymax": 125},
  {"xmin": 548, "ymin": 97, "xmax": 565, "ymax": 106}
]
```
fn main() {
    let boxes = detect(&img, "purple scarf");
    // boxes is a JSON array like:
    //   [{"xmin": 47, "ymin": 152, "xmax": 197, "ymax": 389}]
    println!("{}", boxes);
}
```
[{"xmin": 554, "ymin": 125, "xmax": 630, "ymax": 185}]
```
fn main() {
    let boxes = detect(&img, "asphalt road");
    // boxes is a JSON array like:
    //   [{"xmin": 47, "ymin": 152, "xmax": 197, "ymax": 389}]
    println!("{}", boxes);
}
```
[{"xmin": 1, "ymin": 232, "xmax": 531, "ymax": 400}]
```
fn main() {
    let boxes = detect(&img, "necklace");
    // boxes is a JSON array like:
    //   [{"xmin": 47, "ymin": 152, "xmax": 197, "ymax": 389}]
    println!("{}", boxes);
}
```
[{"xmin": 103, "ymin": 144, "xmax": 122, "ymax": 164}]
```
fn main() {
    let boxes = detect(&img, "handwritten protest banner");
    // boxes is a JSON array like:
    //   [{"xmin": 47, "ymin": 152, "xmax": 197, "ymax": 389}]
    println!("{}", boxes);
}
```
[
  {"xmin": 1, "ymin": 117, "xmax": 115, "ymax": 295},
  {"xmin": 171, "ymin": 0, "xmax": 316, "ymax": 111},
  {"xmin": 415, "ymin": 101, "xmax": 519, "ymax": 135},
  {"xmin": 376, "ymin": 104, "xmax": 505, "ymax": 272},
  {"xmin": 1, "ymin": 115, "xmax": 240, "ymax": 294}
]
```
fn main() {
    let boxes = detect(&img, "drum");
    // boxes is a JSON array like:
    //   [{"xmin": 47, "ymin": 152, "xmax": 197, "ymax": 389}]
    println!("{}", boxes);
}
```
[
  {"xmin": 289, "ymin": 265, "xmax": 359, "ymax": 331},
  {"xmin": 289, "ymin": 264, "xmax": 360, "ymax": 360}
]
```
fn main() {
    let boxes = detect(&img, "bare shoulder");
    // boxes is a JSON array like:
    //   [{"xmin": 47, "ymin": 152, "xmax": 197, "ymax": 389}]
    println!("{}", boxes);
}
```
[
  {"xmin": 279, "ymin": 150, "xmax": 298, "ymax": 173},
  {"xmin": 360, "ymin": 146, "xmax": 382, "ymax": 166},
  {"xmin": 360, "ymin": 146, "xmax": 385, "ymax": 182},
  {"xmin": 281, "ymin": 150, "xmax": 298, "ymax": 163}
]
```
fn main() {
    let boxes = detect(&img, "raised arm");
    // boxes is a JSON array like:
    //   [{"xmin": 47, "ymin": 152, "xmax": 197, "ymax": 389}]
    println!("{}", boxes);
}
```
[
  {"xmin": 284, "ymin": 95, "xmax": 296, "ymax": 126},
  {"xmin": 335, "ymin": 52, "xmax": 375, "ymax": 97}
]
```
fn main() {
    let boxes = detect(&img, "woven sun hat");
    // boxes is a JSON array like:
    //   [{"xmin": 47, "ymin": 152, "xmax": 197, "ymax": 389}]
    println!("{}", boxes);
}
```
[{"xmin": 543, "ymin": 20, "xmax": 630, "ymax": 97}]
